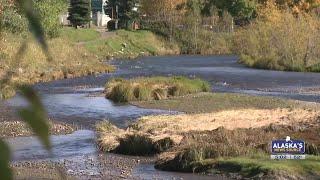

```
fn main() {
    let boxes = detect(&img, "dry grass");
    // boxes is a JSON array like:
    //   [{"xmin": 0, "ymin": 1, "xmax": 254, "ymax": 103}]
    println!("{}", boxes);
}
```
[
  {"xmin": 96, "ymin": 121, "xmax": 127, "ymax": 152},
  {"xmin": 96, "ymin": 120, "xmax": 178, "ymax": 155},
  {"xmin": 132, "ymin": 108, "xmax": 320, "ymax": 136},
  {"xmin": 97, "ymin": 108, "xmax": 320, "ymax": 156}
]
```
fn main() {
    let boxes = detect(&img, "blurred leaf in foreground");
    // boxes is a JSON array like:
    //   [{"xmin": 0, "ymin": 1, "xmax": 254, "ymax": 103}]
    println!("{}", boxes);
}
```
[
  {"xmin": 16, "ymin": 0, "xmax": 52, "ymax": 61},
  {"xmin": 18, "ymin": 86, "xmax": 51, "ymax": 151},
  {"xmin": 0, "ymin": 140, "xmax": 12, "ymax": 180}
]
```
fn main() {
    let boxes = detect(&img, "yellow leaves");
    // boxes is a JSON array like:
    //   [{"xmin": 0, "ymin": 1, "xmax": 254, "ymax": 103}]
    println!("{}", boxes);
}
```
[
  {"xmin": 140, "ymin": 0, "xmax": 186, "ymax": 16},
  {"xmin": 257, "ymin": 0, "xmax": 283, "ymax": 23},
  {"xmin": 259, "ymin": 0, "xmax": 320, "ymax": 17}
]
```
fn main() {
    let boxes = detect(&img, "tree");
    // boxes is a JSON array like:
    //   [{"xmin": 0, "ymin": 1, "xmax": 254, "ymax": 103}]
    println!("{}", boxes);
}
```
[
  {"xmin": 140, "ymin": 0, "xmax": 186, "ymax": 17},
  {"xmin": 106, "ymin": 0, "xmax": 139, "ymax": 29},
  {"xmin": 202, "ymin": 0, "xmax": 257, "ymax": 24},
  {"xmin": 1, "ymin": 0, "xmax": 67, "ymax": 37},
  {"xmin": 68, "ymin": 0, "xmax": 91, "ymax": 28},
  {"xmin": 259, "ymin": 0, "xmax": 320, "ymax": 14},
  {"xmin": 34, "ymin": 0, "xmax": 68, "ymax": 38}
]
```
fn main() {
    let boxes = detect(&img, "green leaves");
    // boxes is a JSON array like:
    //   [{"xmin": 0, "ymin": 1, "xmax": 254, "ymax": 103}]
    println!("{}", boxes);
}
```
[
  {"xmin": 0, "ymin": 140, "xmax": 12, "ymax": 180},
  {"xmin": 16, "ymin": 0, "xmax": 52, "ymax": 61},
  {"xmin": 18, "ymin": 86, "xmax": 51, "ymax": 151}
]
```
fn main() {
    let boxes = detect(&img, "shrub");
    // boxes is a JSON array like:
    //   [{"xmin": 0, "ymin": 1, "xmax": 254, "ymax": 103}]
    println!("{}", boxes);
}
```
[
  {"xmin": 0, "ymin": 6, "xmax": 28, "ymax": 33},
  {"xmin": 107, "ymin": 20, "xmax": 116, "ymax": 31}
]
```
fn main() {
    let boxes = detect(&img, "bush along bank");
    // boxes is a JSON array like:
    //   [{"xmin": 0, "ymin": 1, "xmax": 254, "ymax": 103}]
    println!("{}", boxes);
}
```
[
  {"xmin": 234, "ymin": 4, "xmax": 320, "ymax": 72},
  {"xmin": 104, "ymin": 76, "xmax": 211, "ymax": 103}
]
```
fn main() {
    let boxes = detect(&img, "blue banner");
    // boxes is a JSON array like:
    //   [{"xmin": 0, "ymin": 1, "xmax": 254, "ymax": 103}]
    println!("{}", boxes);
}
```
[{"xmin": 271, "ymin": 139, "xmax": 305, "ymax": 154}]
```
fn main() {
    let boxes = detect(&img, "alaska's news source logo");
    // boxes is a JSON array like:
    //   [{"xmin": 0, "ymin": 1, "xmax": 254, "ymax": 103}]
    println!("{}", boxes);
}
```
[{"xmin": 271, "ymin": 136, "xmax": 306, "ymax": 160}]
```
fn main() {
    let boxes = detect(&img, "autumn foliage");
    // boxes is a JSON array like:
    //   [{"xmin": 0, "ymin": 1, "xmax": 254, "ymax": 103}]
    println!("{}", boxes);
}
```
[
  {"xmin": 140, "ymin": 0, "xmax": 186, "ymax": 17},
  {"xmin": 235, "ymin": 1, "xmax": 320, "ymax": 71}
]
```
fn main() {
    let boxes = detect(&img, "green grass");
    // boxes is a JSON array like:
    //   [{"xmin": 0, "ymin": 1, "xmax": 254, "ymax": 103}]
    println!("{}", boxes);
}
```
[
  {"xmin": 60, "ymin": 27, "xmax": 100, "ymax": 43},
  {"xmin": 85, "ymin": 30, "xmax": 179, "ymax": 59},
  {"xmin": 215, "ymin": 155, "xmax": 320, "ymax": 178},
  {"xmin": 105, "ymin": 76, "xmax": 211, "ymax": 103},
  {"xmin": 157, "ymin": 150, "xmax": 320, "ymax": 178},
  {"xmin": 133, "ymin": 92, "xmax": 307, "ymax": 113}
]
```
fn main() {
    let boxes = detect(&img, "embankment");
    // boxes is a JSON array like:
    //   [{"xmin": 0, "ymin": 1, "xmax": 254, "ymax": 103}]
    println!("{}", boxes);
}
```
[{"xmin": 0, "ymin": 30, "xmax": 114, "ymax": 99}]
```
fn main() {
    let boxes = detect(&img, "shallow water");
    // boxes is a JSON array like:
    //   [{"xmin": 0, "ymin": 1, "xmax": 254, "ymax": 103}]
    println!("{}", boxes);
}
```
[
  {"xmin": 32, "ymin": 55, "xmax": 320, "ymax": 102},
  {"xmin": 7, "ymin": 130, "xmax": 224, "ymax": 179},
  {"xmin": 7, "ymin": 92, "xmax": 175, "ymax": 128},
  {"xmin": 7, "ymin": 55, "xmax": 320, "ymax": 179},
  {"xmin": 7, "ymin": 130, "xmax": 96, "ymax": 161}
]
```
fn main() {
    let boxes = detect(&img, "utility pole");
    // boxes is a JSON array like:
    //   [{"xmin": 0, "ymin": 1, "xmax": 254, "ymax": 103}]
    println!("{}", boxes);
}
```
[
  {"xmin": 170, "ymin": 1, "xmax": 173, "ymax": 42},
  {"xmin": 115, "ymin": 4, "xmax": 118, "ymax": 30},
  {"xmin": 89, "ymin": 0, "xmax": 92, "ymax": 28}
]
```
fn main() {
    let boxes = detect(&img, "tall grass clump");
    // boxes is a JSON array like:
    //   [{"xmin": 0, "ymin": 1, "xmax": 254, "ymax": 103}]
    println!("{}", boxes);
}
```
[
  {"xmin": 114, "ymin": 134, "xmax": 156, "ymax": 156},
  {"xmin": 105, "ymin": 76, "xmax": 211, "ymax": 103},
  {"xmin": 234, "ymin": 2, "xmax": 320, "ymax": 72}
]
